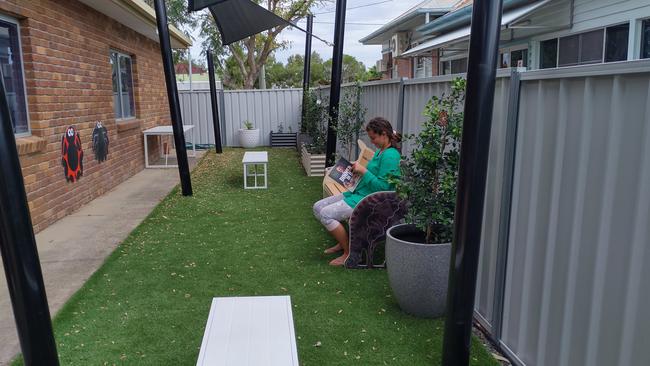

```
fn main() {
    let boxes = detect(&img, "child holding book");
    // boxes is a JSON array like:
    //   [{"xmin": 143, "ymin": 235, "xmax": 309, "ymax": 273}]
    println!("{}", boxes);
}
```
[{"xmin": 312, "ymin": 117, "xmax": 401, "ymax": 266}]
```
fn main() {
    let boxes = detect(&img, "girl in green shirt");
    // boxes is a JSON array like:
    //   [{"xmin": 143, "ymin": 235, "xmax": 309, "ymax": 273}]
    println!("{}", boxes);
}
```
[{"xmin": 313, "ymin": 117, "xmax": 401, "ymax": 266}]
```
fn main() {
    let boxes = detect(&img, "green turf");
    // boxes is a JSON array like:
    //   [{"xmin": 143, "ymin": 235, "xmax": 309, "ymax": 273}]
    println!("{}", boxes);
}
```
[{"xmin": 14, "ymin": 148, "xmax": 498, "ymax": 365}]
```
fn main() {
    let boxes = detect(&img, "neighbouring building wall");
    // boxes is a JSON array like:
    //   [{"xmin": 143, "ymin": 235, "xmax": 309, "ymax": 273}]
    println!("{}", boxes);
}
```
[
  {"xmin": 1, "ymin": 0, "xmax": 171, "ymax": 232},
  {"xmin": 395, "ymin": 58, "xmax": 413, "ymax": 79}
]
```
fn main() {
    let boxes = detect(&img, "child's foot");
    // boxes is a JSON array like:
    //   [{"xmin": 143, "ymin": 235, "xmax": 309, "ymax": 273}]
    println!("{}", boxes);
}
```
[
  {"xmin": 329, "ymin": 254, "xmax": 348, "ymax": 267},
  {"xmin": 324, "ymin": 243, "xmax": 342, "ymax": 254}
]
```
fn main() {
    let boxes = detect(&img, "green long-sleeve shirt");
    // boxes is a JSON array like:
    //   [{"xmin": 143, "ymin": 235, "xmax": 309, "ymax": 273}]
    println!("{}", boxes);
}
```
[{"xmin": 342, "ymin": 147, "xmax": 401, "ymax": 208}]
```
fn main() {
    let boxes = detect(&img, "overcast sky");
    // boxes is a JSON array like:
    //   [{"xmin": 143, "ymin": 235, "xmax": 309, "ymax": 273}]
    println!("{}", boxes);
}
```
[{"xmin": 188, "ymin": 0, "xmax": 424, "ymax": 69}]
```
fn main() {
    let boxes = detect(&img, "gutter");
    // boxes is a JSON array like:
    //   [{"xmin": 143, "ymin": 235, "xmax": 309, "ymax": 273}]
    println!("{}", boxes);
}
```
[
  {"xmin": 417, "ymin": 0, "xmax": 540, "ymax": 34},
  {"xmin": 359, "ymin": 8, "xmax": 451, "ymax": 44},
  {"xmin": 116, "ymin": 0, "xmax": 192, "ymax": 48}
]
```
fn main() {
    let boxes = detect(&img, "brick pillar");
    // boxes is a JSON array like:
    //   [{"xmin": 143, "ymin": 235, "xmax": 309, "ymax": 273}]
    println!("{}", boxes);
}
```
[
  {"xmin": 431, "ymin": 50, "xmax": 440, "ymax": 76},
  {"xmin": 395, "ymin": 58, "xmax": 412, "ymax": 79}
]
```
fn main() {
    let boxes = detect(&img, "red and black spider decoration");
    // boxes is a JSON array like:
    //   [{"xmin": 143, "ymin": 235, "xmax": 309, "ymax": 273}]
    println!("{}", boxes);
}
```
[{"xmin": 61, "ymin": 126, "xmax": 83, "ymax": 182}]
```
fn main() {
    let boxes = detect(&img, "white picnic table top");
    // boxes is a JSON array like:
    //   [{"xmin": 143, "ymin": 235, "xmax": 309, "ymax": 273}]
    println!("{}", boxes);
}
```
[
  {"xmin": 242, "ymin": 151, "xmax": 268, "ymax": 164},
  {"xmin": 143, "ymin": 125, "xmax": 194, "ymax": 135},
  {"xmin": 196, "ymin": 296, "xmax": 299, "ymax": 366}
]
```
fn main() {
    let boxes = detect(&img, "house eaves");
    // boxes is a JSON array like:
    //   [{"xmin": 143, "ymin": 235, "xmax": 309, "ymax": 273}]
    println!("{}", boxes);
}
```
[
  {"xmin": 359, "ymin": 0, "xmax": 455, "ymax": 45},
  {"xmin": 78, "ymin": 0, "xmax": 192, "ymax": 49},
  {"xmin": 417, "ymin": 0, "xmax": 541, "ymax": 34}
]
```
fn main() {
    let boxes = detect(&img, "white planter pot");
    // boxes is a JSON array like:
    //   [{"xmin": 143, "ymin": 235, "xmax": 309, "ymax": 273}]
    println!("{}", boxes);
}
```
[
  {"xmin": 239, "ymin": 128, "xmax": 260, "ymax": 148},
  {"xmin": 386, "ymin": 223, "xmax": 451, "ymax": 318}
]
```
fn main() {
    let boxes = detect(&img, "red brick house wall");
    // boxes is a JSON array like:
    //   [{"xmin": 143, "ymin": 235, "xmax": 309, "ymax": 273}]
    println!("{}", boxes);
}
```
[
  {"xmin": 395, "ymin": 58, "xmax": 413, "ymax": 79},
  {"xmin": 1, "ymin": 0, "xmax": 174, "ymax": 232}
]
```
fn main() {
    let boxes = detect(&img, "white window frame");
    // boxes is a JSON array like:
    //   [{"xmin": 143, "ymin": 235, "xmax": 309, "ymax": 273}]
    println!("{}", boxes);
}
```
[
  {"xmin": 499, "ymin": 44, "xmax": 528, "ymax": 68},
  {"xmin": 640, "ymin": 18, "xmax": 650, "ymax": 59},
  {"xmin": 0, "ymin": 14, "xmax": 31, "ymax": 137},
  {"xmin": 111, "ymin": 50, "xmax": 136, "ymax": 120},
  {"xmin": 440, "ymin": 53, "xmax": 468, "ymax": 75},
  {"xmin": 537, "ymin": 22, "xmax": 631, "ymax": 69}
]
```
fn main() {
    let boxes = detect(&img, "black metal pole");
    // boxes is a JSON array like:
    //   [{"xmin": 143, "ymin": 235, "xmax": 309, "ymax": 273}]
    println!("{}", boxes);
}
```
[
  {"xmin": 442, "ymin": 0, "xmax": 503, "ymax": 365},
  {"xmin": 325, "ymin": 0, "xmax": 347, "ymax": 166},
  {"xmin": 207, "ymin": 52, "xmax": 223, "ymax": 154},
  {"xmin": 153, "ymin": 0, "xmax": 193, "ymax": 196},
  {"xmin": 0, "ymin": 71, "xmax": 59, "ymax": 365},
  {"xmin": 301, "ymin": 14, "xmax": 313, "ymax": 126}
]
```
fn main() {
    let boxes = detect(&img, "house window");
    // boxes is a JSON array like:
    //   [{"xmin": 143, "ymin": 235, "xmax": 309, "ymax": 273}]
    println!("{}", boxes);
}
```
[
  {"xmin": 111, "ymin": 51, "xmax": 135, "ymax": 119},
  {"xmin": 558, "ymin": 29, "xmax": 604, "ymax": 67},
  {"xmin": 641, "ymin": 19, "xmax": 650, "ymax": 59},
  {"xmin": 540, "ymin": 25, "xmax": 629, "ymax": 69},
  {"xmin": 440, "ymin": 57, "xmax": 467, "ymax": 75},
  {"xmin": 540, "ymin": 38, "xmax": 558, "ymax": 68},
  {"xmin": 414, "ymin": 56, "xmax": 432, "ymax": 78},
  {"xmin": 0, "ymin": 17, "xmax": 29, "ymax": 135},
  {"xmin": 451, "ymin": 58, "xmax": 467, "ymax": 74},
  {"xmin": 500, "ymin": 47, "xmax": 528, "ymax": 68},
  {"xmin": 605, "ymin": 23, "xmax": 629, "ymax": 62}
]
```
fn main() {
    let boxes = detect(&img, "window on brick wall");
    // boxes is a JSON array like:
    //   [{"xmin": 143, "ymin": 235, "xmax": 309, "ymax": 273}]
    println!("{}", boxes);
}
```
[
  {"xmin": 110, "ymin": 51, "xmax": 135, "ymax": 119},
  {"xmin": 0, "ymin": 16, "xmax": 29, "ymax": 135}
]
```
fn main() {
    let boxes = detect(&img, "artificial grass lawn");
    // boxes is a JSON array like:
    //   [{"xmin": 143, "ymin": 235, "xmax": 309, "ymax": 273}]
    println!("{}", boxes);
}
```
[{"xmin": 15, "ymin": 148, "xmax": 498, "ymax": 365}]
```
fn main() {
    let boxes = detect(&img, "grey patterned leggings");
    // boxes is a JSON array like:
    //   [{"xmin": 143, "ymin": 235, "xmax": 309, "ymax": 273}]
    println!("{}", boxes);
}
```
[{"xmin": 313, "ymin": 194, "xmax": 354, "ymax": 231}]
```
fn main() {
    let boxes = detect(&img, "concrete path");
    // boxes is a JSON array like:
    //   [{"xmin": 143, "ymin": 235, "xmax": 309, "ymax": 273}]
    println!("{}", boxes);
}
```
[{"xmin": 0, "ymin": 153, "xmax": 205, "ymax": 365}]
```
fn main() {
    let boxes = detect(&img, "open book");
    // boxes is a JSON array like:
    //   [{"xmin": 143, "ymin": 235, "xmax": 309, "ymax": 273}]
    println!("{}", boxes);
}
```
[{"xmin": 328, "ymin": 158, "xmax": 361, "ymax": 192}]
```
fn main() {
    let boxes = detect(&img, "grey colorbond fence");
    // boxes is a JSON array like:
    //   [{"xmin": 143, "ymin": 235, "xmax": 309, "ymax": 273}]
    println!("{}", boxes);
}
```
[
  {"xmin": 179, "ymin": 88, "xmax": 303, "ymax": 147},
  {"xmin": 179, "ymin": 61, "xmax": 650, "ymax": 365}
]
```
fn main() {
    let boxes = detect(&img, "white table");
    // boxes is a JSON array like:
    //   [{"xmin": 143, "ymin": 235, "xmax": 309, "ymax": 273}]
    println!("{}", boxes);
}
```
[
  {"xmin": 196, "ymin": 296, "xmax": 299, "ymax": 366},
  {"xmin": 242, "ymin": 151, "xmax": 268, "ymax": 189},
  {"xmin": 143, "ymin": 125, "xmax": 196, "ymax": 168}
]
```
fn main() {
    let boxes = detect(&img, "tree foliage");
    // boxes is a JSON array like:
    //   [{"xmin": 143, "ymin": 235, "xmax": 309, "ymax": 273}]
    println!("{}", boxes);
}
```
[
  {"xmin": 395, "ymin": 77, "xmax": 466, "ymax": 244},
  {"xmin": 198, "ymin": 0, "xmax": 325, "ymax": 89}
]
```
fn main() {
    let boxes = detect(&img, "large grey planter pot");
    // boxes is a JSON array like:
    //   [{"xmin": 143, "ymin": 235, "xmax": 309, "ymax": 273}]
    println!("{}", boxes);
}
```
[{"xmin": 386, "ymin": 223, "xmax": 451, "ymax": 318}]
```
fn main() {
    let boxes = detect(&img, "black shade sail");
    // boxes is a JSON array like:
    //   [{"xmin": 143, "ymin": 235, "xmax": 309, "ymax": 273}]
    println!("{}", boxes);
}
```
[{"xmin": 189, "ymin": 0, "xmax": 290, "ymax": 45}]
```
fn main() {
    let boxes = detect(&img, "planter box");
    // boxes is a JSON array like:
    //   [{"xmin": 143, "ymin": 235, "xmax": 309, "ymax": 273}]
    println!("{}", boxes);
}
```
[
  {"xmin": 239, "ymin": 129, "xmax": 260, "ymax": 148},
  {"xmin": 386, "ymin": 224, "xmax": 451, "ymax": 318},
  {"xmin": 300, "ymin": 144, "xmax": 326, "ymax": 176},
  {"xmin": 270, "ymin": 132, "xmax": 297, "ymax": 147}
]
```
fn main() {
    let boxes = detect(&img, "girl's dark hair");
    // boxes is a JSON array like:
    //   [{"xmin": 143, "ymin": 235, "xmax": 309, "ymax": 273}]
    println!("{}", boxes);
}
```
[{"xmin": 366, "ymin": 117, "xmax": 401, "ymax": 147}]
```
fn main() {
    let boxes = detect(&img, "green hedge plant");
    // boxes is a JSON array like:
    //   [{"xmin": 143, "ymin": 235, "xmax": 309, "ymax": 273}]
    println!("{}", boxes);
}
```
[{"xmin": 395, "ymin": 77, "xmax": 466, "ymax": 244}]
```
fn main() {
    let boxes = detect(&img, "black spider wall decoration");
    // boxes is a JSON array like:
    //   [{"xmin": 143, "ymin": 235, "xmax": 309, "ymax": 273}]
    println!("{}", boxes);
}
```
[{"xmin": 92, "ymin": 121, "xmax": 109, "ymax": 163}]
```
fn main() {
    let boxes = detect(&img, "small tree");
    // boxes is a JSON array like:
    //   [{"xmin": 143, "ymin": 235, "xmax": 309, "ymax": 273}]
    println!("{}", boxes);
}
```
[
  {"xmin": 301, "ymin": 90, "xmax": 328, "ymax": 154},
  {"xmin": 395, "ymin": 77, "xmax": 466, "ymax": 244},
  {"xmin": 335, "ymin": 83, "xmax": 366, "ymax": 161}
]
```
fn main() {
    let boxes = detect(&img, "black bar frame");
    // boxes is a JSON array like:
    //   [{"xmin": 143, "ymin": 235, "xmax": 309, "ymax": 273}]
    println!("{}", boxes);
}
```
[
  {"xmin": 207, "ymin": 52, "xmax": 223, "ymax": 154},
  {"xmin": 301, "ymin": 14, "xmax": 313, "ymax": 126},
  {"xmin": 0, "ymin": 70, "xmax": 59, "ymax": 365},
  {"xmin": 325, "ymin": 0, "xmax": 347, "ymax": 166},
  {"xmin": 153, "ymin": 0, "xmax": 193, "ymax": 196},
  {"xmin": 442, "ymin": 0, "xmax": 503, "ymax": 364}
]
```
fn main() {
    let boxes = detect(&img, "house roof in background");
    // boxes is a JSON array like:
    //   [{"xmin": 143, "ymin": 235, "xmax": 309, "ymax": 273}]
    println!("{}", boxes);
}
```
[
  {"xmin": 359, "ymin": 0, "xmax": 457, "ymax": 44},
  {"xmin": 402, "ymin": 0, "xmax": 552, "ymax": 56},
  {"xmin": 78, "ymin": 0, "xmax": 192, "ymax": 49}
]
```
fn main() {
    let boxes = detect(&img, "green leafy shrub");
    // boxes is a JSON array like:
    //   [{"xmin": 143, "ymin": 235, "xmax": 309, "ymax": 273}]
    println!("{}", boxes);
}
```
[
  {"xmin": 301, "ymin": 90, "xmax": 328, "ymax": 154},
  {"xmin": 396, "ymin": 77, "xmax": 466, "ymax": 244},
  {"xmin": 335, "ymin": 83, "xmax": 367, "ymax": 160}
]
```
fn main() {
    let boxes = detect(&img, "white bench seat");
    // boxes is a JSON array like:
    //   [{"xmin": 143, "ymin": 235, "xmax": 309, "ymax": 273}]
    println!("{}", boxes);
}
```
[{"xmin": 197, "ymin": 296, "xmax": 299, "ymax": 366}]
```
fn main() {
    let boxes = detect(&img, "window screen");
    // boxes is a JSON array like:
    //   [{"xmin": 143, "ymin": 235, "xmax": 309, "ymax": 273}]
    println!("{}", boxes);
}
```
[{"xmin": 0, "ymin": 18, "xmax": 28, "ymax": 134}]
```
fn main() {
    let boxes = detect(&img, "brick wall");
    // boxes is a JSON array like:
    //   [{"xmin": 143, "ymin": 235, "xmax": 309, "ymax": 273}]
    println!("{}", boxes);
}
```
[
  {"xmin": 1, "ymin": 0, "xmax": 173, "ymax": 232},
  {"xmin": 395, "ymin": 58, "xmax": 412, "ymax": 79}
]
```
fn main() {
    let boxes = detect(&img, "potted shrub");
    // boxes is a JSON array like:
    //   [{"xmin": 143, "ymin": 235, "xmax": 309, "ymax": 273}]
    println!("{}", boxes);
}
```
[
  {"xmin": 239, "ymin": 120, "xmax": 260, "ymax": 148},
  {"xmin": 299, "ymin": 90, "xmax": 328, "ymax": 176},
  {"xmin": 335, "ymin": 83, "xmax": 366, "ymax": 161},
  {"xmin": 386, "ymin": 77, "xmax": 466, "ymax": 318}
]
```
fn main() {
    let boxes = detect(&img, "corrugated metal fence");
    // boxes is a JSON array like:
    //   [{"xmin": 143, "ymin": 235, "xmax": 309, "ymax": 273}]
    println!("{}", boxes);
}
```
[
  {"xmin": 179, "ymin": 88, "xmax": 303, "ymax": 147},
  {"xmin": 179, "ymin": 61, "xmax": 650, "ymax": 366}
]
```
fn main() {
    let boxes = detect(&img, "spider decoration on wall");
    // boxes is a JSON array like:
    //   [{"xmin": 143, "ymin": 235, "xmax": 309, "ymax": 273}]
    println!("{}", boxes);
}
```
[
  {"xmin": 92, "ymin": 121, "xmax": 109, "ymax": 163},
  {"xmin": 61, "ymin": 125, "xmax": 84, "ymax": 182}
]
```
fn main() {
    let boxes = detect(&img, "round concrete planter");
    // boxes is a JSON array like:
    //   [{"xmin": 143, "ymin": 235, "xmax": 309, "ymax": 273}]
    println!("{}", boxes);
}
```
[
  {"xmin": 239, "ymin": 129, "xmax": 260, "ymax": 148},
  {"xmin": 386, "ymin": 223, "xmax": 451, "ymax": 318}
]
